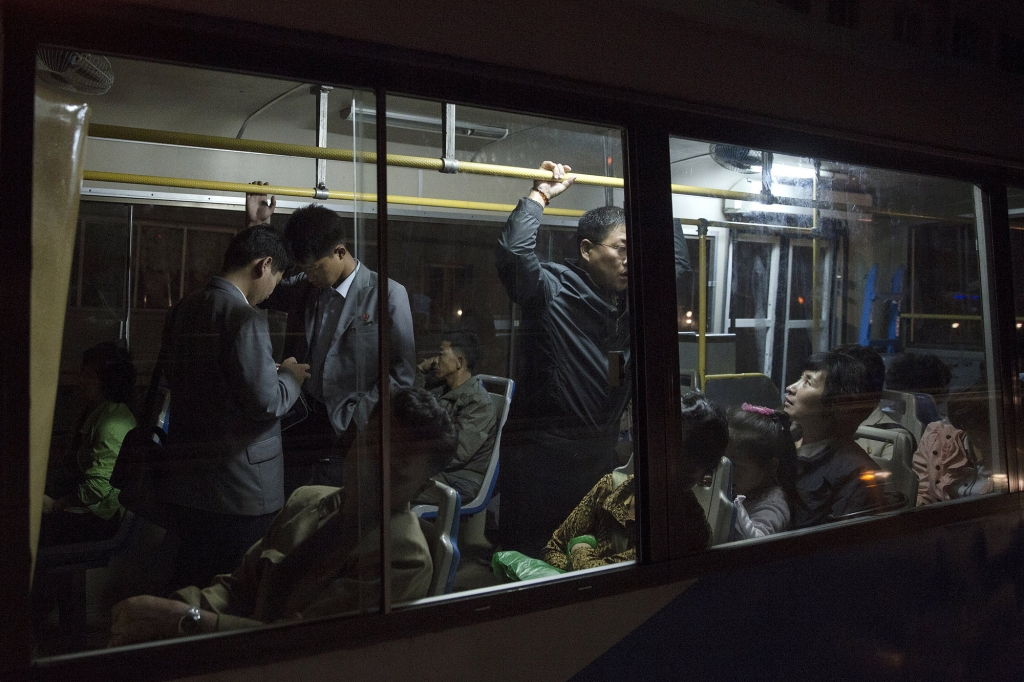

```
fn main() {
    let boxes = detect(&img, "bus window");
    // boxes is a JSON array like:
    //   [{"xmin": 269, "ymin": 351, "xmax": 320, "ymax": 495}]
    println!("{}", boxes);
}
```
[
  {"xmin": 670, "ymin": 136, "xmax": 1010, "ymax": 545},
  {"xmin": 32, "ymin": 54, "xmax": 386, "ymax": 655},
  {"xmin": 383, "ymin": 94, "xmax": 635, "ymax": 596},
  {"xmin": 1009, "ymin": 186, "xmax": 1024, "ymax": 387}
]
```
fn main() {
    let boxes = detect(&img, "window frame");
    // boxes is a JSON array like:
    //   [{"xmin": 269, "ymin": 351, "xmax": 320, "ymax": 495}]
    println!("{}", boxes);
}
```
[{"xmin": 2, "ymin": 3, "xmax": 1022, "ymax": 680}]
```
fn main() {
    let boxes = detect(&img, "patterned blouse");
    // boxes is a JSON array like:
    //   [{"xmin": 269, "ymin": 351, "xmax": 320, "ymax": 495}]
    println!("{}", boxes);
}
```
[{"xmin": 542, "ymin": 473, "xmax": 711, "ymax": 570}]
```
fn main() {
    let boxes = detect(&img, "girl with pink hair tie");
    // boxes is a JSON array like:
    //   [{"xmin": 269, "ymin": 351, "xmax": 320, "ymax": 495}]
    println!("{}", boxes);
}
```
[{"xmin": 727, "ymin": 404, "xmax": 799, "ymax": 540}]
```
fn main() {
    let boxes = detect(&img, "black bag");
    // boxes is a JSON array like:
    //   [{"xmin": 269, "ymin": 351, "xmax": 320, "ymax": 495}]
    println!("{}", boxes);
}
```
[
  {"xmin": 281, "ymin": 393, "xmax": 310, "ymax": 432},
  {"xmin": 112, "ymin": 358, "xmax": 176, "ymax": 529},
  {"xmin": 111, "ymin": 425, "xmax": 175, "ymax": 529}
]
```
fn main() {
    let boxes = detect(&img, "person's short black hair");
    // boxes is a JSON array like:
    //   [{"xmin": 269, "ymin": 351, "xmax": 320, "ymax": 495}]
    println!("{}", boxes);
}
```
[
  {"xmin": 222, "ymin": 225, "xmax": 290, "ymax": 274},
  {"xmin": 82, "ymin": 342, "xmax": 137, "ymax": 405},
  {"xmin": 804, "ymin": 344, "xmax": 885, "ymax": 431},
  {"xmin": 885, "ymin": 352, "xmax": 951, "ymax": 394},
  {"xmin": 442, "ymin": 331, "xmax": 480, "ymax": 373},
  {"xmin": 680, "ymin": 392, "xmax": 730, "ymax": 475},
  {"xmin": 392, "ymin": 387, "xmax": 458, "ymax": 478},
  {"xmin": 805, "ymin": 344, "xmax": 885, "ymax": 404},
  {"xmin": 283, "ymin": 204, "xmax": 348, "ymax": 264},
  {"xmin": 577, "ymin": 205, "xmax": 625, "ymax": 250}
]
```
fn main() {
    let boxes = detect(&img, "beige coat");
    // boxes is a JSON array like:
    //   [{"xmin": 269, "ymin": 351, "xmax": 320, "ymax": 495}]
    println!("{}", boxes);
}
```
[{"xmin": 175, "ymin": 485, "xmax": 432, "ymax": 630}]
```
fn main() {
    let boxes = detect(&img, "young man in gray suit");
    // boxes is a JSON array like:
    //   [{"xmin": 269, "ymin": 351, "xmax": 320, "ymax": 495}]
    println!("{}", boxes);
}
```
[
  {"xmin": 157, "ymin": 225, "xmax": 310, "ymax": 590},
  {"xmin": 248, "ymin": 191, "xmax": 417, "ymax": 490}
]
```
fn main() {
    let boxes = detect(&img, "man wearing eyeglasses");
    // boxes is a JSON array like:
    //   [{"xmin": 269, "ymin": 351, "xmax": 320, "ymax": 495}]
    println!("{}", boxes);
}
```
[{"xmin": 496, "ymin": 161, "xmax": 690, "ymax": 557}]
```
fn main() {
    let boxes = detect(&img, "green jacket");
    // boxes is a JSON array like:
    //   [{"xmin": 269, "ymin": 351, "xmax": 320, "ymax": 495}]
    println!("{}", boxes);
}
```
[{"xmin": 71, "ymin": 401, "xmax": 136, "ymax": 520}]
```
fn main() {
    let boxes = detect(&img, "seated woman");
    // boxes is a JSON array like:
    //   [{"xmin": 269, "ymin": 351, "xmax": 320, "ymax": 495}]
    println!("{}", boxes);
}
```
[
  {"xmin": 40, "ymin": 342, "xmax": 137, "ymax": 546},
  {"xmin": 784, "ymin": 344, "xmax": 886, "ymax": 529},
  {"xmin": 542, "ymin": 392, "xmax": 728, "ymax": 571},
  {"xmin": 728, "ymin": 404, "xmax": 798, "ymax": 540}
]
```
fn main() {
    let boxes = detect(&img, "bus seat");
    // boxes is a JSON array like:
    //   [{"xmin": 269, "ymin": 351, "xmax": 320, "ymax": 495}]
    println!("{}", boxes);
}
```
[
  {"xmin": 34, "ymin": 510, "xmax": 141, "ymax": 650},
  {"xmin": 414, "ymin": 481, "xmax": 462, "ymax": 596},
  {"xmin": 151, "ymin": 387, "xmax": 170, "ymax": 434},
  {"xmin": 911, "ymin": 392, "xmax": 942, "ymax": 428},
  {"xmin": 703, "ymin": 373, "xmax": 781, "ymax": 413},
  {"xmin": 882, "ymin": 390, "xmax": 939, "ymax": 444},
  {"xmin": 612, "ymin": 454, "xmax": 633, "ymax": 485},
  {"xmin": 692, "ymin": 456, "xmax": 735, "ymax": 546},
  {"xmin": 856, "ymin": 424, "xmax": 916, "ymax": 509}
]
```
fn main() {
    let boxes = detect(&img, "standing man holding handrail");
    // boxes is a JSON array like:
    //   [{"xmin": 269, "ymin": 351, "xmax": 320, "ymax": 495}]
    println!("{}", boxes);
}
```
[{"xmin": 496, "ymin": 161, "xmax": 690, "ymax": 556}]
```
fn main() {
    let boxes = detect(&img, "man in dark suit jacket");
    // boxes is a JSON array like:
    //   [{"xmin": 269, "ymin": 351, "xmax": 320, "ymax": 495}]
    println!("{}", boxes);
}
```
[
  {"xmin": 157, "ymin": 225, "xmax": 310, "ymax": 590},
  {"xmin": 248, "ymin": 193, "xmax": 416, "ymax": 490}
]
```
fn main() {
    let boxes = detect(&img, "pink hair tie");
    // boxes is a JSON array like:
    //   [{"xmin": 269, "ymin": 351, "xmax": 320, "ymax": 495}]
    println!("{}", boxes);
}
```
[{"xmin": 741, "ymin": 403, "xmax": 775, "ymax": 416}]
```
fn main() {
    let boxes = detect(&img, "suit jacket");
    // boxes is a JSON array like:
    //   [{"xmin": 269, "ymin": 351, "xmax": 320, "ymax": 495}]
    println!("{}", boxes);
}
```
[
  {"xmin": 158, "ymin": 277, "xmax": 302, "ymax": 516},
  {"xmin": 173, "ymin": 485, "xmax": 432, "ymax": 630},
  {"xmin": 273, "ymin": 263, "xmax": 416, "ymax": 435}
]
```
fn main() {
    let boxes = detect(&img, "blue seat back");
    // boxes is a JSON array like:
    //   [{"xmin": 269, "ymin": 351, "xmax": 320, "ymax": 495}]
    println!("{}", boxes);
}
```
[
  {"xmin": 463, "ymin": 375, "xmax": 514, "ymax": 515},
  {"xmin": 414, "ymin": 481, "xmax": 461, "ymax": 596}
]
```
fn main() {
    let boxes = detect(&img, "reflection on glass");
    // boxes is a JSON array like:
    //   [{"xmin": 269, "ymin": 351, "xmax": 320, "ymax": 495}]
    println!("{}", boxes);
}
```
[
  {"xmin": 731, "ymin": 240, "xmax": 772, "ymax": 320},
  {"xmin": 134, "ymin": 225, "xmax": 183, "ymax": 309},
  {"xmin": 182, "ymin": 230, "xmax": 233, "ymax": 297},
  {"xmin": 385, "ymin": 94, "xmax": 635, "ymax": 595},
  {"xmin": 670, "ymin": 135, "xmax": 1009, "ymax": 549},
  {"xmin": 33, "ymin": 55, "xmax": 387, "ymax": 656},
  {"xmin": 1007, "ymin": 187, "xmax": 1024, "ymax": 388}
]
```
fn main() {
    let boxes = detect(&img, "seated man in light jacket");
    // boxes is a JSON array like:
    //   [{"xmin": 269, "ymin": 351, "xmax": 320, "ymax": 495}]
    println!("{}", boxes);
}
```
[{"xmin": 109, "ymin": 388, "xmax": 456, "ymax": 644}]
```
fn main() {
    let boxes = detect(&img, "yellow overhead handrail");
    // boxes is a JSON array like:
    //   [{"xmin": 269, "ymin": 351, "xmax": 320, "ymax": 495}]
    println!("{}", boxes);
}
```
[
  {"xmin": 87, "ymin": 123, "xmax": 971, "ymax": 223},
  {"xmin": 82, "ymin": 171, "xmax": 588, "ymax": 217}
]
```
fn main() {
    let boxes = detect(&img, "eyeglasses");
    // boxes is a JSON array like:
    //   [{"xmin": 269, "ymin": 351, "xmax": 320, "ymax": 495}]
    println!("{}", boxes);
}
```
[{"xmin": 595, "ymin": 242, "xmax": 628, "ymax": 260}]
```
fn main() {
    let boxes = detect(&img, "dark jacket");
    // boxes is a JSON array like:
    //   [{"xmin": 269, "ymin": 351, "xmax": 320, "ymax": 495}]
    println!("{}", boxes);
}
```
[
  {"xmin": 158, "ymin": 277, "xmax": 301, "ymax": 516},
  {"xmin": 792, "ymin": 439, "xmax": 884, "ymax": 529},
  {"xmin": 496, "ymin": 198, "xmax": 632, "ymax": 449}
]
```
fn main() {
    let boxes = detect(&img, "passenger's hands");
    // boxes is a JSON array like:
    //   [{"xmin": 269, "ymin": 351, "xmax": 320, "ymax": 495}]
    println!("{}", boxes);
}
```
[
  {"xmin": 280, "ymin": 357, "xmax": 311, "ymax": 386},
  {"xmin": 531, "ymin": 161, "xmax": 574, "ymax": 205},
  {"xmin": 109, "ymin": 595, "xmax": 192, "ymax": 646},
  {"xmin": 418, "ymin": 356, "xmax": 438, "ymax": 374},
  {"xmin": 246, "ymin": 180, "xmax": 277, "ymax": 227}
]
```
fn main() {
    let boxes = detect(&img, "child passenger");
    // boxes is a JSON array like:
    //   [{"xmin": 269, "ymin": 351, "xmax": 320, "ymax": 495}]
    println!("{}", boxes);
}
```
[
  {"xmin": 542, "ymin": 392, "xmax": 728, "ymax": 571},
  {"xmin": 785, "ymin": 344, "xmax": 886, "ymax": 528},
  {"xmin": 728, "ymin": 404, "xmax": 798, "ymax": 540}
]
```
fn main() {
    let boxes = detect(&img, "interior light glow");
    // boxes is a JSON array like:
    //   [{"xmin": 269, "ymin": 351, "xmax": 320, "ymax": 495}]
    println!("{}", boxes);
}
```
[
  {"xmin": 951, "ymin": 322, "xmax": 960, "ymax": 329},
  {"xmin": 686, "ymin": 310, "xmax": 693, "ymax": 318},
  {"xmin": 1017, "ymin": 323, "xmax": 1022, "ymax": 329},
  {"xmin": 456, "ymin": 309, "xmax": 463, "ymax": 317},
  {"xmin": 751, "ymin": 164, "xmax": 818, "ymax": 179}
]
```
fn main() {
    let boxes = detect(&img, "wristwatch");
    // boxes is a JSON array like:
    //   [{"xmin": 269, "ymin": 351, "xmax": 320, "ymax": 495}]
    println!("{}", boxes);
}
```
[{"xmin": 177, "ymin": 606, "xmax": 202, "ymax": 636}]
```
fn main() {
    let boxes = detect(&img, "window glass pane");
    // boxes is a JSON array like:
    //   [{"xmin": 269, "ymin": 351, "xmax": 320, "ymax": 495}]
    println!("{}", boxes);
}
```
[
  {"xmin": 386, "ymin": 94, "xmax": 630, "ymax": 596},
  {"xmin": 670, "ymin": 136, "xmax": 1009, "ymax": 549},
  {"xmin": 731, "ymin": 240, "xmax": 773, "ymax": 319},
  {"xmin": 33, "ymin": 53, "xmax": 381, "ymax": 656},
  {"xmin": 134, "ymin": 224, "xmax": 183, "ymax": 309},
  {"xmin": 1008, "ymin": 187, "xmax": 1024, "ymax": 381}
]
